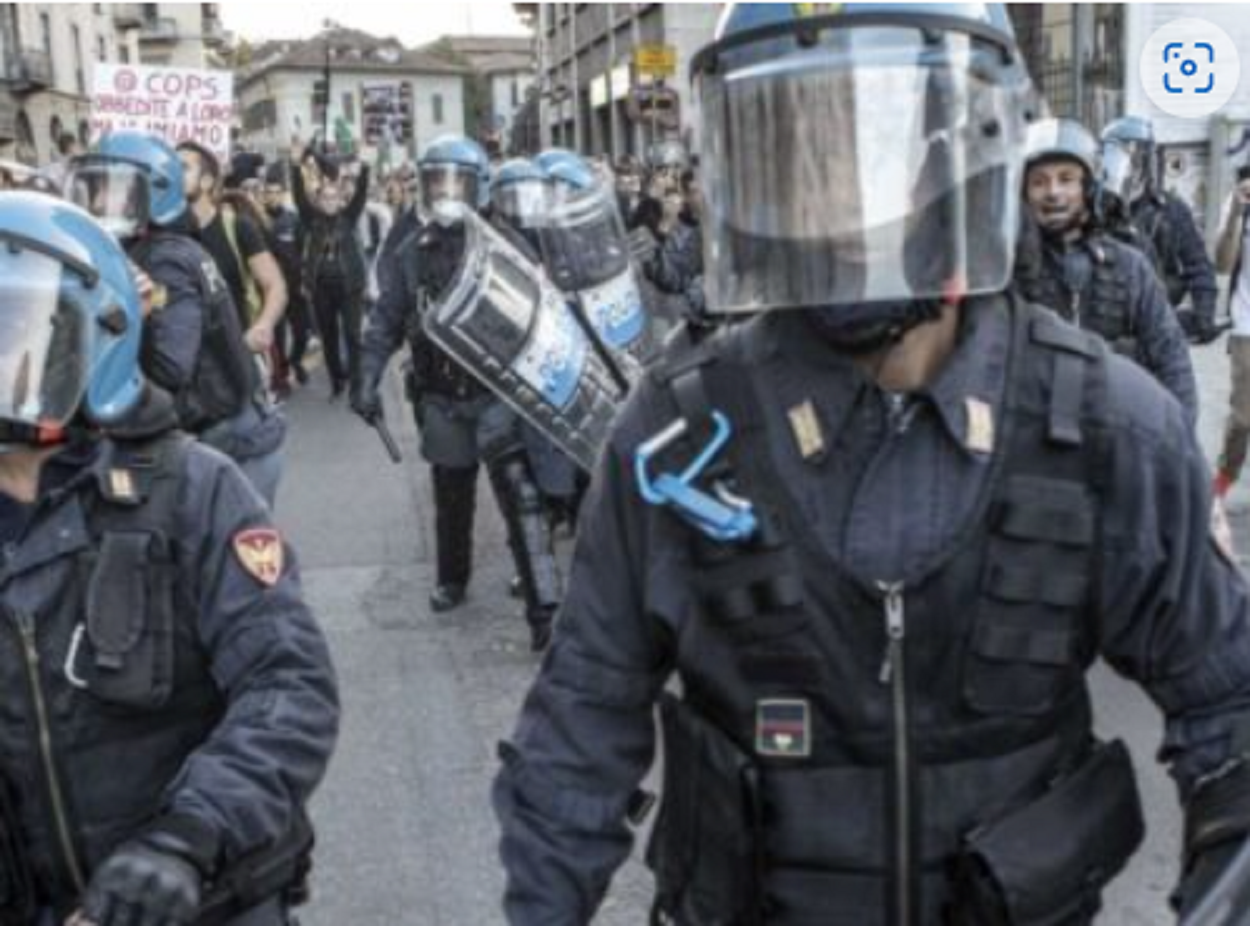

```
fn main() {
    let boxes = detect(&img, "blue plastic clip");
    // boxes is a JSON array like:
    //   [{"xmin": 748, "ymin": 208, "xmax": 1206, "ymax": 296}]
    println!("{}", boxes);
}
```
[{"xmin": 634, "ymin": 411, "xmax": 758, "ymax": 543}]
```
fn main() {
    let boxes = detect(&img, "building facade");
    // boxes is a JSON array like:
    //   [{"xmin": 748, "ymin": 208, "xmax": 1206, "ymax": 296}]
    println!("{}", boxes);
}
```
[
  {"xmin": 423, "ymin": 36, "xmax": 535, "ymax": 156},
  {"xmin": 1009, "ymin": 2, "xmax": 1250, "ymax": 238},
  {"xmin": 237, "ymin": 28, "xmax": 468, "ymax": 165},
  {"xmin": 0, "ymin": 4, "xmax": 128, "ymax": 165},
  {"xmin": 126, "ymin": 3, "xmax": 229, "ymax": 70},
  {"xmin": 0, "ymin": 3, "xmax": 228, "ymax": 166},
  {"xmin": 522, "ymin": 3, "xmax": 721, "ymax": 162}
]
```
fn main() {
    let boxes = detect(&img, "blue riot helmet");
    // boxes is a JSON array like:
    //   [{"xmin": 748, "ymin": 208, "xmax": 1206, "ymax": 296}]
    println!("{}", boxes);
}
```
[
  {"xmin": 1101, "ymin": 115, "xmax": 1157, "ymax": 206},
  {"xmin": 66, "ymin": 131, "xmax": 186, "ymax": 238},
  {"xmin": 418, "ymin": 135, "xmax": 490, "ymax": 220},
  {"xmin": 538, "ymin": 150, "xmax": 632, "ymax": 293},
  {"xmin": 533, "ymin": 148, "xmax": 583, "ymax": 176},
  {"xmin": 0, "ymin": 193, "xmax": 144, "ymax": 444},
  {"xmin": 691, "ymin": 3, "xmax": 1037, "ymax": 317},
  {"xmin": 541, "ymin": 154, "xmax": 597, "ymax": 200},
  {"xmin": 491, "ymin": 158, "xmax": 550, "ymax": 230}
]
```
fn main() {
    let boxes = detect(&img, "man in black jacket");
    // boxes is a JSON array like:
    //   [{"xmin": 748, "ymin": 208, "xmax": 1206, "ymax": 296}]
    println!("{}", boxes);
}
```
[{"xmin": 292, "ymin": 147, "xmax": 371, "ymax": 400}]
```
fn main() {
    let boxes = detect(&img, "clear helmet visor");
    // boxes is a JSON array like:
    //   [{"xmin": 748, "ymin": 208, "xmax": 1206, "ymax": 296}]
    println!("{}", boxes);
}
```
[
  {"xmin": 66, "ymin": 160, "xmax": 151, "ymax": 240},
  {"xmin": 493, "ymin": 179, "xmax": 550, "ymax": 227},
  {"xmin": 1101, "ymin": 140, "xmax": 1153, "ymax": 204},
  {"xmin": 539, "ymin": 183, "xmax": 631, "ymax": 292},
  {"xmin": 0, "ymin": 247, "xmax": 91, "ymax": 429},
  {"xmin": 698, "ymin": 28, "xmax": 1029, "ymax": 313},
  {"xmin": 420, "ymin": 164, "xmax": 480, "ymax": 214}
]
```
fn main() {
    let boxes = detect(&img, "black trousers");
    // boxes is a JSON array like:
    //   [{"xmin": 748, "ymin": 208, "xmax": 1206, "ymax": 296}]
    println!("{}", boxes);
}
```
[
  {"xmin": 431, "ymin": 464, "xmax": 478, "ymax": 588},
  {"xmin": 278, "ymin": 291, "xmax": 313, "ymax": 369},
  {"xmin": 312, "ymin": 277, "xmax": 362, "ymax": 389}
]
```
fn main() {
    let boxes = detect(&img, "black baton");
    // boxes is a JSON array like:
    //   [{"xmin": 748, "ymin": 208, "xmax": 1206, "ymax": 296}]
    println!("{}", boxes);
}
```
[{"xmin": 372, "ymin": 416, "xmax": 402, "ymax": 464}]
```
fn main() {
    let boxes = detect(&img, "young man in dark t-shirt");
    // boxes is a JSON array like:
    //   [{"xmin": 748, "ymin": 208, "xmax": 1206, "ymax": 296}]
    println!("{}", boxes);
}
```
[
  {"xmin": 177, "ymin": 141, "xmax": 287, "ymax": 350},
  {"xmin": 199, "ymin": 197, "xmax": 269, "ymax": 330}
]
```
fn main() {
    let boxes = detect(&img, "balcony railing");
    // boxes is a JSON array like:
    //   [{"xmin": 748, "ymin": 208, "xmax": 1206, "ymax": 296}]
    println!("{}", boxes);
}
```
[
  {"xmin": 139, "ymin": 16, "xmax": 180, "ymax": 43},
  {"xmin": 5, "ymin": 50, "xmax": 53, "ymax": 93},
  {"xmin": 112, "ymin": 4, "xmax": 145, "ymax": 28}
]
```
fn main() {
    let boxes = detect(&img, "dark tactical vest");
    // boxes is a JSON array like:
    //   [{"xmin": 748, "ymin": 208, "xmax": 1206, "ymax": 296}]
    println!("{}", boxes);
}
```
[
  {"xmin": 1014, "ymin": 236, "xmax": 1138, "ymax": 359},
  {"xmin": 130, "ymin": 232, "xmax": 256, "ymax": 434},
  {"xmin": 645, "ymin": 298, "xmax": 1143, "ymax": 926},
  {"xmin": 0, "ymin": 435, "xmax": 224, "ymax": 912}
]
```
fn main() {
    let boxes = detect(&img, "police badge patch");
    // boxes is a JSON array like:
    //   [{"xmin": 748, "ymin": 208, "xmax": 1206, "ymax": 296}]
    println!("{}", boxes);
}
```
[
  {"xmin": 755, "ymin": 699, "xmax": 812, "ymax": 759},
  {"xmin": 233, "ymin": 529, "xmax": 284, "ymax": 587}
]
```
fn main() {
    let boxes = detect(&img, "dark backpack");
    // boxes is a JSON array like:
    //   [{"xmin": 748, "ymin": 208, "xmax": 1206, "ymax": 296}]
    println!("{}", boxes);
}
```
[{"xmin": 131, "ymin": 231, "xmax": 255, "ymax": 433}]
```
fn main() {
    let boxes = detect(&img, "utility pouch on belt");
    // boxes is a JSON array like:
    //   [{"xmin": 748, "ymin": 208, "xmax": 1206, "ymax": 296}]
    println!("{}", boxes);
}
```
[
  {"xmin": 648, "ymin": 693, "xmax": 763, "ymax": 926},
  {"xmin": 0, "ymin": 769, "xmax": 35, "ymax": 926},
  {"xmin": 952, "ymin": 739, "xmax": 1144, "ymax": 926}
]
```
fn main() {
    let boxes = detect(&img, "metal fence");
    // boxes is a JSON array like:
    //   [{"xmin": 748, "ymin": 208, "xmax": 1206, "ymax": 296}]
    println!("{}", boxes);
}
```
[{"xmin": 1008, "ymin": 3, "xmax": 1125, "ymax": 134}]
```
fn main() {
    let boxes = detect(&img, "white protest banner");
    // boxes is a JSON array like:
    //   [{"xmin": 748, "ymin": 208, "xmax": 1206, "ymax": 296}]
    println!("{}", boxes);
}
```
[{"xmin": 92, "ymin": 63, "xmax": 235, "ymax": 161}]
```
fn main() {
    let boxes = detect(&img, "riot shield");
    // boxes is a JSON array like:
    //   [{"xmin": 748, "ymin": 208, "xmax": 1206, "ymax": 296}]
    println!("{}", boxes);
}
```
[
  {"xmin": 540, "ymin": 183, "xmax": 658, "ymax": 369},
  {"xmin": 422, "ymin": 211, "xmax": 625, "ymax": 472},
  {"xmin": 1183, "ymin": 838, "xmax": 1250, "ymax": 926}
]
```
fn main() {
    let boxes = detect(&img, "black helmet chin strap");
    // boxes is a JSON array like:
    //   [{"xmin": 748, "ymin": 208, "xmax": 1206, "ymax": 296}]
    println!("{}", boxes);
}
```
[{"xmin": 807, "ymin": 299, "xmax": 948, "ymax": 356}]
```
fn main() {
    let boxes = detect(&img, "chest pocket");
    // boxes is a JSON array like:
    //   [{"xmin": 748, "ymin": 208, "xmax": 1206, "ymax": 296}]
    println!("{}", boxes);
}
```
[
  {"xmin": 963, "ymin": 475, "xmax": 1096, "ymax": 717},
  {"xmin": 75, "ymin": 530, "xmax": 178, "ymax": 711},
  {"xmin": 1084, "ymin": 248, "xmax": 1138, "ymax": 357}
]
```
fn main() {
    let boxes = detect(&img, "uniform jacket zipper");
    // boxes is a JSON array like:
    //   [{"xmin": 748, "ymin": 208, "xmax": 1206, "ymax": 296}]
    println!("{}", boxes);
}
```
[
  {"xmin": 12, "ymin": 609, "xmax": 85, "ymax": 894},
  {"xmin": 878, "ymin": 582, "xmax": 913, "ymax": 926}
]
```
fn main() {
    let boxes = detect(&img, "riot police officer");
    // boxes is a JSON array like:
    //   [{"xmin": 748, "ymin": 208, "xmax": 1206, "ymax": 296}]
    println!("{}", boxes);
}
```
[
  {"xmin": 491, "ymin": 158, "xmax": 548, "ymax": 254},
  {"xmin": 353, "ymin": 136, "xmax": 562, "ymax": 652},
  {"xmin": 1101, "ymin": 115, "xmax": 1223, "ymax": 343},
  {"xmin": 1015, "ymin": 117, "xmax": 1198, "ymax": 423},
  {"xmin": 66, "ymin": 132, "xmax": 288, "ymax": 507},
  {"xmin": 536, "ymin": 151, "xmax": 661, "ymax": 369},
  {"xmin": 0, "ymin": 193, "xmax": 338, "ymax": 926},
  {"xmin": 491, "ymin": 158, "xmax": 585, "ymax": 530},
  {"xmin": 494, "ymin": 5, "xmax": 1250, "ymax": 924}
]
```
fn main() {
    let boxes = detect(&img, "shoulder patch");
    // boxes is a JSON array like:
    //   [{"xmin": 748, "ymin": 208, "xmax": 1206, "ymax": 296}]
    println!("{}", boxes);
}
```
[{"xmin": 233, "ymin": 528, "xmax": 285, "ymax": 587}]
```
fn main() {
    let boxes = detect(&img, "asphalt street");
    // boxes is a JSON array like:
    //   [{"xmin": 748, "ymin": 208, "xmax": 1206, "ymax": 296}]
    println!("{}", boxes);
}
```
[{"xmin": 273, "ymin": 338, "xmax": 1246, "ymax": 925}]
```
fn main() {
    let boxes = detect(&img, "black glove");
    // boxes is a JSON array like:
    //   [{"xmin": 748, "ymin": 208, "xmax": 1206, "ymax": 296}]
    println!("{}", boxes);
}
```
[
  {"xmin": 1176, "ymin": 758, "xmax": 1250, "ymax": 921},
  {"xmin": 82, "ymin": 817, "xmax": 217, "ymax": 926},
  {"xmin": 1178, "ymin": 310, "xmax": 1227, "ymax": 346}
]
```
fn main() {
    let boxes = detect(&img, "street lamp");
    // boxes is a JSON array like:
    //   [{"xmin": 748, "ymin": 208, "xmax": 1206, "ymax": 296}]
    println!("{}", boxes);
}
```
[{"xmin": 320, "ymin": 19, "xmax": 343, "ymax": 148}]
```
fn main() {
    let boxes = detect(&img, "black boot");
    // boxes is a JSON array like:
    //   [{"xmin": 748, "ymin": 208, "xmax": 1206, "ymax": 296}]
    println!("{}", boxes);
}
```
[
  {"xmin": 430, "ymin": 583, "xmax": 467, "ymax": 613},
  {"xmin": 432, "ymin": 464, "xmax": 478, "ymax": 600},
  {"xmin": 529, "ymin": 621, "xmax": 553, "ymax": 653}
]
